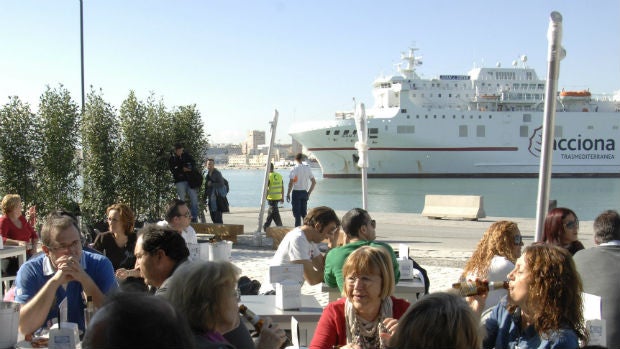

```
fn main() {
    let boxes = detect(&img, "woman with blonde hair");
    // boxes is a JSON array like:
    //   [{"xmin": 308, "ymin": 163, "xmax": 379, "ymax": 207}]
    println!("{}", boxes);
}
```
[
  {"xmin": 461, "ymin": 220, "xmax": 522, "ymax": 312},
  {"xmin": 311, "ymin": 246, "xmax": 409, "ymax": 349},
  {"xmin": 164, "ymin": 260, "xmax": 287, "ymax": 349},
  {"xmin": 389, "ymin": 291, "xmax": 481, "ymax": 349},
  {"xmin": 471, "ymin": 244, "xmax": 587, "ymax": 348},
  {"xmin": 0, "ymin": 194, "xmax": 38, "ymax": 257}
]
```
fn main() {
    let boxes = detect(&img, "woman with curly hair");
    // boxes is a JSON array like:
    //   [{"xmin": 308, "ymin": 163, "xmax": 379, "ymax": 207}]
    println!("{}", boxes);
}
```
[
  {"xmin": 542, "ymin": 207, "xmax": 585, "ymax": 255},
  {"xmin": 471, "ymin": 244, "xmax": 587, "ymax": 349},
  {"xmin": 461, "ymin": 220, "xmax": 523, "ymax": 312}
]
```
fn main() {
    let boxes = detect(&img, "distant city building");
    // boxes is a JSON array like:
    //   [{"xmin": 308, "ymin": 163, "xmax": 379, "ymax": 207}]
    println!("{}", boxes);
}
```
[{"xmin": 243, "ymin": 130, "xmax": 266, "ymax": 155}]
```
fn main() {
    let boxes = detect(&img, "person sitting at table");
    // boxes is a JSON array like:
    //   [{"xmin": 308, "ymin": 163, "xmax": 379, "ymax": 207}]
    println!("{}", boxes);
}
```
[
  {"xmin": 324, "ymin": 208, "xmax": 400, "ymax": 293},
  {"xmin": 542, "ymin": 207, "xmax": 585, "ymax": 255},
  {"xmin": 82, "ymin": 291, "xmax": 196, "ymax": 349},
  {"xmin": 135, "ymin": 225, "xmax": 256, "ymax": 349},
  {"xmin": 469, "ymin": 243, "xmax": 588, "ymax": 349},
  {"xmin": 260, "ymin": 206, "xmax": 340, "ymax": 294},
  {"xmin": 389, "ymin": 291, "xmax": 482, "ymax": 349},
  {"xmin": 164, "ymin": 260, "xmax": 287, "ymax": 349},
  {"xmin": 460, "ymin": 220, "xmax": 522, "ymax": 312},
  {"xmin": 0, "ymin": 194, "xmax": 39, "ymax": 260},
  {"xmin": 310, "ymin": 246, "xmax": 410, "ymax": 349},
  {"xmin": 157, "ymin": 198, "xmax": 198, "ymax": 248},
  {"xmin": 14, "ymin": 213, "xmax": 117, "ymax": 335},
  {"xmin": 92, "ymin": 203, "xmax": 144, "ymax": 291}
]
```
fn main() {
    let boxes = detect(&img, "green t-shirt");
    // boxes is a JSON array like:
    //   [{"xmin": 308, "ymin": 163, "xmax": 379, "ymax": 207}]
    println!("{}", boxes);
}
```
[{"xmin": 323, "ymin": 240, "xmax": 401, "ymax": 292}]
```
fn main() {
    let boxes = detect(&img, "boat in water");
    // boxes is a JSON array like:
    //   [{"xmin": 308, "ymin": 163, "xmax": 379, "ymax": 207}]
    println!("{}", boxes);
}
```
[{"xmin": 289, "ymin": 48, "xmax": 620, "ymax": 178}]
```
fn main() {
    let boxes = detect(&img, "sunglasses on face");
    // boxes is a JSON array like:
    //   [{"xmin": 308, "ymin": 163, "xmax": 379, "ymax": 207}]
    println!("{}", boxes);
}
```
[
  {"xmin": 513, "ymin": 235, "xmax": 523, "ymax": 245},
  {"xmin": 564, "ymin": 219, "xmax": 579, "ymax": 229}
]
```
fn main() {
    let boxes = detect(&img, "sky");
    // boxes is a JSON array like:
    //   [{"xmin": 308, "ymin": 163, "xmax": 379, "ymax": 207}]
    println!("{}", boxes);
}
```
[{"xmin": 2, "ymin": 1, "xmax": 619, "ymax": 144}]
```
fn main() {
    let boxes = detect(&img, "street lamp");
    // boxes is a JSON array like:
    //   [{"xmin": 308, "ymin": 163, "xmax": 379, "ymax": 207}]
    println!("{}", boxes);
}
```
[{"xmin": 80, "ymin": 0, "xmax": 85, "ymax": 114}]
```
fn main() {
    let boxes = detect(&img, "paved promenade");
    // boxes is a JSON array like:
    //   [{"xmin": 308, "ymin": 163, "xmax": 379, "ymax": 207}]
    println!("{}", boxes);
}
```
[{"xmin": 221, "ymin": 206, "xmax": 596, "ymax": 306}]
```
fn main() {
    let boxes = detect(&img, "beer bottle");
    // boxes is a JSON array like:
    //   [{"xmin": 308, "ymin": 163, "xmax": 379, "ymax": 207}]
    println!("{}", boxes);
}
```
[
  {"xmin": 451, "ymin": 280, "xmax": 509, "ymax": 297},
  {"xmin": 239, "ymin": 304, "xmax": 264, "ymax": 334}
]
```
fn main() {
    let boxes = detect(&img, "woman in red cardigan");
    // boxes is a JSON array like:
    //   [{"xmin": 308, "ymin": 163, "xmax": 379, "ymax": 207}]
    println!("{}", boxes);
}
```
[{"xmin": 310, "ymin": 246, "xmax": 410, "ymax": 349}]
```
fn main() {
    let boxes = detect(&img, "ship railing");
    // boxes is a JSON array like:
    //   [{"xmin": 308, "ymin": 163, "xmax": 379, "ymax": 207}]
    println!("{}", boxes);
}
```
[{"xmin": 335, "ymin": 111, "xmax": 354, "ymax": 119}]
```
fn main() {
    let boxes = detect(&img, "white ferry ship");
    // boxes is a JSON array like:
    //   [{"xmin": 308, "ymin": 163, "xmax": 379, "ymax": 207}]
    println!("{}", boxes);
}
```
[{"xmin": 289, "ymin": 48, "xmax": 620, "ymax": 178}]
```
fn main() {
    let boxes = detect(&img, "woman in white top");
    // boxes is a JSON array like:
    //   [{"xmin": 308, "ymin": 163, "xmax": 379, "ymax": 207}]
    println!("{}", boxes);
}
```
[{"xmin": 460, "ymin": 221, "xmax": 523, "ymax": 312}]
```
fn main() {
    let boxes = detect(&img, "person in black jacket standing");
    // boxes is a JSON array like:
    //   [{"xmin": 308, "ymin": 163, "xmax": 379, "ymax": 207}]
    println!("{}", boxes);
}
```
[
  {"xmin": 204, "ymin": 158, "xmax": 227, "ymax": 224},
  {"xmin": 169, "ymin": 143, "xmax": 199, "ymax": 223}
]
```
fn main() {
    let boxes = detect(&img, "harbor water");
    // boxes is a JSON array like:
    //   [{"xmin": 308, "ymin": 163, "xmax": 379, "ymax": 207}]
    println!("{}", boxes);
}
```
[{"xmin": 221, "ymin": 168, "xmax": 620, "ymax": 221}]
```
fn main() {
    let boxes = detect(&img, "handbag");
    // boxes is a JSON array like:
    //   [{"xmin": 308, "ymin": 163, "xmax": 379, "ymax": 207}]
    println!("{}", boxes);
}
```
[{"xmin": 215, "ymin": 192, "xmax": 230, "ymax": 213}]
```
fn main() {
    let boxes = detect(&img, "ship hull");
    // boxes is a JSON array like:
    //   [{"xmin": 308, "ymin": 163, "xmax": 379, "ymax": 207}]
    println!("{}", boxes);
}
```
[{"xmin": 290, "ymin": 110, "xmax": 620, "ymax": 178}]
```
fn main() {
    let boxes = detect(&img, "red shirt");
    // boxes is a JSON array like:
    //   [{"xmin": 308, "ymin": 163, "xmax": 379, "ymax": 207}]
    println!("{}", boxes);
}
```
[
  {"xmin": 0, "ymin": 215, "xmax": 37, "ymax": 243},
  {"xmin": 310, "ymin": 296, "xmax": 411, "ymax": 349}
]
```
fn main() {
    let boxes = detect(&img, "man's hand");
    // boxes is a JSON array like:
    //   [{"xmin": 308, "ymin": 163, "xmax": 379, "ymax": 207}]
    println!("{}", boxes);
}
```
[
  {"xmin": 286, "ymin": 194, "xmax": 291, "ymax": 203},
  {"xmin": 52, "ymin": 255, "xmax": 88, "ymax": 285}
]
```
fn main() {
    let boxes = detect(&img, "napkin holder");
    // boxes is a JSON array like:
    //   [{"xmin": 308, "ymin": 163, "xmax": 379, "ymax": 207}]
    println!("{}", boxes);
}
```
[
  {"xmin": 397, "ymin": 243, "xmax": 414, "ymax": 280},
  {"xmin": 276, "ymin": 280, "xmax": 302, "ymax": 310},
  {"xmin": 48, "ymin": 322, "xmax": 79, "ymax": 349}
]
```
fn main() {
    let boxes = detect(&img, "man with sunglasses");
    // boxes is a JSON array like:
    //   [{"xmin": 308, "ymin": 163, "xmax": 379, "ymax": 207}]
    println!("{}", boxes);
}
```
[
  {"xmin": 324, "ymin": 208, "xmax": 400, "ymax": 292},
  {"xmin": 157, "ymin": 199, "xmax": 198, "ymax": 246},
  {"xmin": 14, "ymin": 214, "xmax": 117, "ymax": 336}
]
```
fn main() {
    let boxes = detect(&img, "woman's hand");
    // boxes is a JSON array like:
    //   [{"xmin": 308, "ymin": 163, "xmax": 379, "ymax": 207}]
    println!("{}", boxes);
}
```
[
  {"xmin": 379, "ymin": 317, "xmax": 399, "ymax": 346},
  {"xmin": 465, "ymin": 278, "xmax": 489, "ymax": 316},
  {"xmin": 256, "ymin": 316, "xmax": 287, "ymax": 349}
]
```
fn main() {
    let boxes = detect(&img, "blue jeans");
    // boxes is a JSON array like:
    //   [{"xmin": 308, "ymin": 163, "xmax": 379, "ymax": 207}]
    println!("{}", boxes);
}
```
[
  {"xmin": 291, "ymin": 190, "xmax": 309, "ymax": 227},
  {"xmin": 175, "ymin": 181, "xmax": 198, "ymax": 221}
]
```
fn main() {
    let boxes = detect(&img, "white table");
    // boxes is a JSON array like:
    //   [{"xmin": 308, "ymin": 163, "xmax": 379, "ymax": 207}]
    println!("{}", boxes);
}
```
[
  {"xmin": 322, "ymin": 278, "xmax": 425, "ymax": 304},
  {"xmin": 239, "ymin": 295, "xmax": 323, "ymax": 330},
  {"xmin": 0, "ymin": 245, "xmax": 27, "ymax": 296}
]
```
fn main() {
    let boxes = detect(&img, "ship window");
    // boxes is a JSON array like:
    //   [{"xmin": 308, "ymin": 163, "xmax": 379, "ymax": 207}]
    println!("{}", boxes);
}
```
[
  {"xmin": 442, "ymin": 115, "xmax": 446, "ymax": 119},
  {"xmin": 416, "ymin": 115, "xmax": 419, "ymax": 119},
  {"xmin": 461, "ymin": 115, "xmax": 465, "ymax": 119},
  {"xmin": 368, "ymin": 128, "xmax": 379, "ymax": 139},
  {"xmin": 459, "ymin": 125, "xmax": 468, "ymax": 137},
  {"xmin": 449, "ymin": 94, "xmax": 452, "ymax": 97},
  {"xmin": 555, "ymin": 126, "xmax": 563, "ymax": 137},
  {"xmin": 425, "ymin": 115, "xmax": 428, "ymax": 119},
  {"xmin": 433, "ymin": 115, "xmax": 437, "ymax": 119},
  {"xmin": 489, "ymin": 115, "xmax": 492, "ymax": 119},
  {"xmin": 334, "ymin": 130, "xmax": 340, "ymax": 135},
  {"xmin": 325, "ymin": 130, "xmax": 331, "ymax": 135},
  {"xmin": 453, "ymin": 115, "xmax": 456, "ymax": 119},
  {"xmin": 407, "ymin": 115, "xmax": 410, "ymax": 119},
  {"xmin": 477, "ymin": 125, "xmax": 485, "ymax": 137},
  {"xmin": 587, "ymin": 125, "xmax": 594, "ymax": 130},
  {"xmin": 478, "ymin": 115, "xmax": 482, "ymax": 119},
  {"xmin": 353, "ymin": 130, "xmax": 357, "ymax": 135},
  {"xmin": 520, "ymin": 125, "xmax": 529, "ymax": 137},
  {"xmin": 397, "ymin": 125, "xmax": 415, "ymax": 134},
  {"xmin": 523, "ymin": 114, "xmax": 532, "ymax": 122},
  {"xmin": 470, "ymin": 115, "xmax": 474, "ymax": 119},
  {"xmin": 438, "ymin": 93, "xmax": 442, "ymax": 98},
  {"xmin": 343, "ymin": 130, "xmax": 350, "ymax": 136},
  {"xmin": 401, "ymin": 109, "xmax": 407, "ymax": 113}
]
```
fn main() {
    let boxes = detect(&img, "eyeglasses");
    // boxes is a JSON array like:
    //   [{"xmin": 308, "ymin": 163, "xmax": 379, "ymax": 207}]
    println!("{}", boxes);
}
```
[
  {"xmin": 564, "ymin": 219, "xmax": 579, "ymax": 229},
  {"xmin": 107, "ymin": 217, "xmax": 119, "ymax": 222},
  {"xmin": 368, "ymin": 219, "xmax": 376, "ymax": 228},
  {"xmin": 345, "ymin": 274, "xmax": 381, "ymax": 286},
  {"xmin": 233, "ymin": 288, "xmax": 241, "ymax": 302},
  {"xmin": 513, "ymin": 235, "xmax": 523, "ymax": 245},
  {"xmin": 47, "ymin": 239, "xmax": 81, "ymax": 252}
]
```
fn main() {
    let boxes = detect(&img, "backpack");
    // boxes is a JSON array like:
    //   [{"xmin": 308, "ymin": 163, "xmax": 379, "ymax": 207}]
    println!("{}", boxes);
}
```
[{"xmin": 223, "ymin": 178, "xmax": 229, "ymax": 193}]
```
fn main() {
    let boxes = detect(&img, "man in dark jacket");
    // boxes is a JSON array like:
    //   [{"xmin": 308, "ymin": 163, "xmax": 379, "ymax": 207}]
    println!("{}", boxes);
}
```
[{"xmin": 169, "ymin": 143, "xmax": 199, "ymax": 222}]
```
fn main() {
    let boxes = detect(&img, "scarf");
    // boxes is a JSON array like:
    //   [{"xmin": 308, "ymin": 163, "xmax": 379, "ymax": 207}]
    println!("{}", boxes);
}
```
[{"xmin": 345, "ymin": 297, "xmax": 393, "ymax": 349}]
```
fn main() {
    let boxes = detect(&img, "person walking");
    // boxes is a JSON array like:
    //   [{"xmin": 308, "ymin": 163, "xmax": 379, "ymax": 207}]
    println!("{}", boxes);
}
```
[
  {"xmin": 286, "ymin": 153, "xmax": 316, "ymax": 227},
  {"xmin": 204, "ymin": 158, "xmax": 228, "ymax": 224},
  {"xmin": 263, "ymin": 163, "xmax": 284, "ymax": 231},
  {"xmin": 168, "ymin": 143, "xmax": 200, "ymax": 223}
]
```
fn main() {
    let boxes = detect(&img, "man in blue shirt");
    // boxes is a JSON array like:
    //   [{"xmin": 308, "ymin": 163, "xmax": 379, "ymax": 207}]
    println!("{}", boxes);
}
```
[{"xmin": 15, "ymin": 214, "xmax": 116, "ymax": 335}]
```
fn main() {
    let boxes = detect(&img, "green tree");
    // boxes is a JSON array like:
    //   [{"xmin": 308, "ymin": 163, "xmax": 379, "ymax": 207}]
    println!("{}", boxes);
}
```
[
  {"xmin": 0, "ymin": 96, "xmax": 40, "ymax": 206},
  {"xmin": 80, "ymin": 87, "xmax": 119, "ymax": 226},
  {"xmin": 35, "ymin": 85, "xmax": 81, "ymax": 216},
  {"xmin": 142, "ymin": 94, "xmax": 175, "ymax": 220}
]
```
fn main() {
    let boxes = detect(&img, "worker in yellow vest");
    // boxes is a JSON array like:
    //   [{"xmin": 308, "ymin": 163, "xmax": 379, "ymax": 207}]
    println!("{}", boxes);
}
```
[{"xmin": 264, "ymin": 163, "xmax": 284, "ymax": 231}]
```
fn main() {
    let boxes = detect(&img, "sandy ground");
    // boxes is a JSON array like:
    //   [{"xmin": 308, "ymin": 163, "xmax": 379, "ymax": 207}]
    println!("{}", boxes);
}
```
[{"xmin": 229, "ymin": 235, "xmax": 467, "ymax": 306}]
